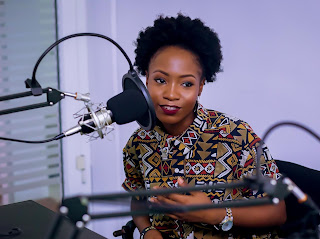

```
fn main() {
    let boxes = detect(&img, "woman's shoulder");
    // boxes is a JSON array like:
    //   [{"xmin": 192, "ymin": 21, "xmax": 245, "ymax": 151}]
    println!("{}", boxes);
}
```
[{"xmin": 205, "ymin": 108, "xmax": 255, "ymax": 135}]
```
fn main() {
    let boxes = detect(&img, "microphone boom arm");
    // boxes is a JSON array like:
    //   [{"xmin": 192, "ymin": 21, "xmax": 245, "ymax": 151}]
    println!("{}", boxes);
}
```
[
  {"xmin": 0, "ymin": 87, "xmax": 64, "ymax": 116},
  {"xmin": 0, "ymin": 87, "xmax": 91, "ymax": 116}
]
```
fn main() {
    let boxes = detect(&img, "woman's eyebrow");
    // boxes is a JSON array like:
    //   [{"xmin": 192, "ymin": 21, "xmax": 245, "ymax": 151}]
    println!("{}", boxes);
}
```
[
  {"xmin": 179, "ymin": 74, "xmax": 196, "ymax": 79},
  {"xmin": 152, "ymin": 70, "xmax": 196, "ymax": 79},
  {"xmin": 152, "ymin": 70, "xmax": 169, "ymax": 76}
]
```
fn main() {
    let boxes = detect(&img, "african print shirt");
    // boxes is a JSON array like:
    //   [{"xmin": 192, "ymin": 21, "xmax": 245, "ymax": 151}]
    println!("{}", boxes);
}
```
[{"xmin": 122, "ymin": 103, "xmax": 281, "ymax": 239}]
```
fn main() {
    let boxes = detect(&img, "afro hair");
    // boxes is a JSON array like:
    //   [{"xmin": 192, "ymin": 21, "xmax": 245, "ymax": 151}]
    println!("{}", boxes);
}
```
[{"xmin": 134, "ymin": 14, "xmax": 222, "ymax": 82}]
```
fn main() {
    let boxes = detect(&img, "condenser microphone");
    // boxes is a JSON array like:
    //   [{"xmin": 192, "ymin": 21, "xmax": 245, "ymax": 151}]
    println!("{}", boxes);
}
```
[
  {"xmin": 59, "ymin": 89, "xmax": 149, "ymax": 138},
  {"xmin": 54, "ymin": 69, "xmax": 156, "ymax": 140}
]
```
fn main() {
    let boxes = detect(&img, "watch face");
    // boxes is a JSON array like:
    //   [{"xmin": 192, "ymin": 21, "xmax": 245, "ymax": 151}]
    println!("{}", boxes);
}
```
[{"xmin": 222, "ymin": 221, "xmax": 233, "ymax": 231}]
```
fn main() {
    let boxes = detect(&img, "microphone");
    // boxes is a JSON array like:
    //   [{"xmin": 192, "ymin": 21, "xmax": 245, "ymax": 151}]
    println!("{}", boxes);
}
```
[
  {"xmin": 54, "ymin": 69, "xmax": 156, "ymax": 141},
  {"xmin": 59, "ymin": 89, "xmax": 149, "ymax": 139},
  {"xmin": 282, "ymin": 177, "xmax": 320, "ymax": 211}
]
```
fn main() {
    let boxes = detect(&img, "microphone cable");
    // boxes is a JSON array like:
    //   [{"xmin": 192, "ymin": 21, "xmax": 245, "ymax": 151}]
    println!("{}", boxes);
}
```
[
  {"xmin": 262, "ymin": 121, "xmax": 320, "ymax": 143},
  {"xmin": 0, "ymin": 135, "xmax": 63, "ymax": 144},
  {"xmin": 255, "ymin": 121, "xmax": 319, "ymax": 177}
]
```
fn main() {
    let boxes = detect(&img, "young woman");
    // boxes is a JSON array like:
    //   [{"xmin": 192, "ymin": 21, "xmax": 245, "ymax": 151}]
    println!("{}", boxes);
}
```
[{"xmin": 122, "ymin": 14, "xmax": 286, "ymax": 239}]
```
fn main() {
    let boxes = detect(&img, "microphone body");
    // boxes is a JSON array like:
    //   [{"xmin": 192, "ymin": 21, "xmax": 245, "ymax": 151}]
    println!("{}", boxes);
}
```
[
  {"xmin": 62, "ymin": 108, "xmax": 113, "ymax": 137},
  {"xmin": 61, "ymin": 89, "xmax": 148, "ymax": 138}
]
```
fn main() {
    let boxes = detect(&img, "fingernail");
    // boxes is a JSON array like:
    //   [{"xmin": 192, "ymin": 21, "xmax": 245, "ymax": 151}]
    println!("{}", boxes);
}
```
[{"xmin": 178, "ymin": 177, "xmax": 184, "ymax": 184}]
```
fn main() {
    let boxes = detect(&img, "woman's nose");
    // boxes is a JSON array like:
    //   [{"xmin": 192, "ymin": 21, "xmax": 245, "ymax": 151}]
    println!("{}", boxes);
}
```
[{"xmin": 163, "ymin": 83, "xmax": 179, "ymax": 100}]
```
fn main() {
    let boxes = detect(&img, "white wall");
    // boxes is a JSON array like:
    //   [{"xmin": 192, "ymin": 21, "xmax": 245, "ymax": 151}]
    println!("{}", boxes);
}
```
[
  {"xmin": 57, "ymin": 0, "xmax": 93, "ymax": 197},
  {"xmin": 58, "ymin": 1, "xmax": 320, "ymax": 237}
]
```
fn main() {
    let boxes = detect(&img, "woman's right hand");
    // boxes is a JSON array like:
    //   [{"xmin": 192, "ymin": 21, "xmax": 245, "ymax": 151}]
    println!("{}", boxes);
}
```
[{"xmin": 144, "ymin": 229, "xmax": 163, "ymax": 239}]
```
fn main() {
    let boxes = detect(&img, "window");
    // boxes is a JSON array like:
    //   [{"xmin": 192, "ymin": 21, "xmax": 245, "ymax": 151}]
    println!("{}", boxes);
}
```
[{"xmin": 0, "ymin": 0, "xmax": 62, "ymax": 204}]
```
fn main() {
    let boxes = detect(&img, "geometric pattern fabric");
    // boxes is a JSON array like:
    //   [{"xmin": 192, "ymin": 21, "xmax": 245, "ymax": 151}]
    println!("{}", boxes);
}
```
[{"xmin": 122, "ymin": 104, "xmax": 280, "ymax": 239}]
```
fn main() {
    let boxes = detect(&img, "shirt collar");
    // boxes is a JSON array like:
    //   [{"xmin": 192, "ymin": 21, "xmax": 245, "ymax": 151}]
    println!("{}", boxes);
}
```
[{"xmin": 153, "ymin": 103, "xmax": 211, "ymax": 150}]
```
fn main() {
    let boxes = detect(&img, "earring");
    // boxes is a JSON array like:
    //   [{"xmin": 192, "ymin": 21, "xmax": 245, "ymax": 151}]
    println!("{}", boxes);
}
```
[
  {"xmin": 193, "ymin": 99, "xmax": 199, "ymax": 113},
  {"xmin": 194, "ymin": 95, "xmax": 201, "ymax": 113}
]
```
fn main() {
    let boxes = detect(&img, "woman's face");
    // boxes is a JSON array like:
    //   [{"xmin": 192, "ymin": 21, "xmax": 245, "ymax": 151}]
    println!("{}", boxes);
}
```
[{"xmin": 146, "ymin": 46, "xmax": 204, "ymax": 136}]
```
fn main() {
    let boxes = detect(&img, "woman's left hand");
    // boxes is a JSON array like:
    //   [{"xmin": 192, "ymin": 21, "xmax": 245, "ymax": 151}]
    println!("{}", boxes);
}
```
[{"xmin": 150, "ymin": 177, "xmax": 217, "ymax": 223}]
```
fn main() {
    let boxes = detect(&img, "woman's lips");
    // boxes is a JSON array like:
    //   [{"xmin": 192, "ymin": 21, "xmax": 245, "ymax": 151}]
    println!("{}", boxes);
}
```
[{"xmin": 160, "ymin": 105, "xmax": 180, "ymax": 115}]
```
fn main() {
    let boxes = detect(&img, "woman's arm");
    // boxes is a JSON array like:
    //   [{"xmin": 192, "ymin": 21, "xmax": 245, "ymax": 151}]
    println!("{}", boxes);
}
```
[
  {"xmin": 151, "ymin": 177, "xmax": 286, "ymax": 228},
  {"xmin": 131, "ymin": 198, "xmax": 163, "ymax": 239},
  {"xmin": 200, "ymin": 201, "xmax": 286, "ymax": 227}
]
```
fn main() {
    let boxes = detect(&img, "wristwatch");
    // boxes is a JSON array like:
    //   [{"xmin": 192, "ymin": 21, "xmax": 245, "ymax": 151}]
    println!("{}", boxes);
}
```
[{"xmin": 219, "ymin": 207, "xmax": 233, "ymax": 231}]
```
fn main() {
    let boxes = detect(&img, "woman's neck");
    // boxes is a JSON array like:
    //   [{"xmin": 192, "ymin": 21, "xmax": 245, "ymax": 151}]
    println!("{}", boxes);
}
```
[
  {"xmin": 160, "ymin": 113, "xmax": 196, "ymax": 136},
  {"xmin": 163, "ymin": 125, "xmax": 186, "ymax": 137}
]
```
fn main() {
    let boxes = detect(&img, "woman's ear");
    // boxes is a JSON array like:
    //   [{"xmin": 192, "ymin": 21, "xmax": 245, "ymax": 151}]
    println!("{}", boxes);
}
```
[{"xmin": 198, "ymin": 78, "xmax": 205, "ymax": 96}]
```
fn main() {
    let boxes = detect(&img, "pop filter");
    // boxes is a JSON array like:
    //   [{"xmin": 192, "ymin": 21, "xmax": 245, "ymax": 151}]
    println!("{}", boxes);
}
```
[{"xmin": 122, "ymin": 70, "xmax": 156, "ymax": 130}]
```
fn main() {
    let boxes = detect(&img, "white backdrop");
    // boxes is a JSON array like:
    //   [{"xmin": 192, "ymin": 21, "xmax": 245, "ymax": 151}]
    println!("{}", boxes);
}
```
[{"xmin": 57, "ymin": 1, "xmax": 320, "ymax": 237}]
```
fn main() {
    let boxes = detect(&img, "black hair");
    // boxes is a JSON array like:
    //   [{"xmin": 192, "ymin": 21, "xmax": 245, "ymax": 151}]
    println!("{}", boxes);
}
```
[{"xmin": 134, "ymin": 14, "xmax": 223, "ymax": 82}]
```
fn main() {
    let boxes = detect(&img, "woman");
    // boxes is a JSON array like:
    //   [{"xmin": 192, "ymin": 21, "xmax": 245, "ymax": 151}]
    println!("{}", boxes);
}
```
[{"xmin": 122, "ymin": 14, "xmax": 286, "ymax": 239}]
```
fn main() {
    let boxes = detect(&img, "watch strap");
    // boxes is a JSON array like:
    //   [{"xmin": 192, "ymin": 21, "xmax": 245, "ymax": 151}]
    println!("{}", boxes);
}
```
[{"xmin": 218, "ymin": 207, "xmax": 233, "ymax": 231}]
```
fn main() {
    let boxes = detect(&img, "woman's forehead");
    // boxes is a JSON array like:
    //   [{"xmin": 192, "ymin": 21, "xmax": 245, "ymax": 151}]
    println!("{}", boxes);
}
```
[{"xmin": 148, "ymin": 46, "xmax": 203, "ymax": 77}]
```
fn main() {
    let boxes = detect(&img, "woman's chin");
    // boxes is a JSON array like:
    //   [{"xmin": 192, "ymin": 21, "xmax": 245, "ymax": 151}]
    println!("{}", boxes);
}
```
[{"xmin": 157, "ymin": 115, "xmax": 180, "ymax": 126}]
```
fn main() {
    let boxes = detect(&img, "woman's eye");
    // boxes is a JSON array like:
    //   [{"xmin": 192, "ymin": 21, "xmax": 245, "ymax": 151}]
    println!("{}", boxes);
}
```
[
  {"xmin": 182, "ymin": 82, "xmax": 194, "ymax": 87},
  {"xmin": 155, "ymin": 78, "xmax": 166, "ymax": 84}
]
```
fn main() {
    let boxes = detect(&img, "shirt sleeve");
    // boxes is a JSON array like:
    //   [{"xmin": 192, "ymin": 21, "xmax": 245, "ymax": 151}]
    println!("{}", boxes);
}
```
[
  {"xmin": 122, "ymin": 135, "xmax": 145, "ymax": 197},
  {"xmin": 235, "ymin": 121, "xmax": 281, "ymax": 199}
]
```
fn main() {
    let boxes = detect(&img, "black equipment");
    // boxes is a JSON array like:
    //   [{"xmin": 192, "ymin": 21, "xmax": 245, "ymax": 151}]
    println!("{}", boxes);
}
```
[
  {"xmin": 275, "ymin": 160, "xmax": 320, "ymax": 238},
  {"xmin": 0, "ymin": 200, "xmax": 107, "ymax": 239}
]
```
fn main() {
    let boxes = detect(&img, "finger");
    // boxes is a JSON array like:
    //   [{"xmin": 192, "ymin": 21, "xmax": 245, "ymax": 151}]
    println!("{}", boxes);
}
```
[
  {"xmin": 156, "ymin": 194, "xmax": 167, "ymax": 201},
  {"xmin": 177, "ymin": 177, "xmax": 198, "ymax": 196},
  {"xmin": 178, "ymin": 177, "xmax": 188, "ymax": 187},
  {"xmin": 166, "ymin": 213, "xmax": 179, "ymax": 220},
  {"xmin": 156, "ymin": 195, "xmax": 179, "ymax": 205},
  {"xmin": 189, "ymin": 190, "xmax": 202, "ymax": 196},
  {"xmin": 165, "ymin": 193, "xmax": 191, "ymax": 203},
  {"xmin": 149, "ymin": 197, "xmax": 160, "ymax": 203}
]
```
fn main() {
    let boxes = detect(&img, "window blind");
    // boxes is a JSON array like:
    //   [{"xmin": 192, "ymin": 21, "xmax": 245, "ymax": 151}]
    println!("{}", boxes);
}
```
[{"xmin": 0, "ymin": 0, "xmax": 62, "ymax": 204}]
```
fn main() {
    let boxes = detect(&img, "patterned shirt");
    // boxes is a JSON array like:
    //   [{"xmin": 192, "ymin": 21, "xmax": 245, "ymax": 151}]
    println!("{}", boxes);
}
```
[{"xmin": 122, "ymin": 104, "xmax": 281, "ymax": 239}]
